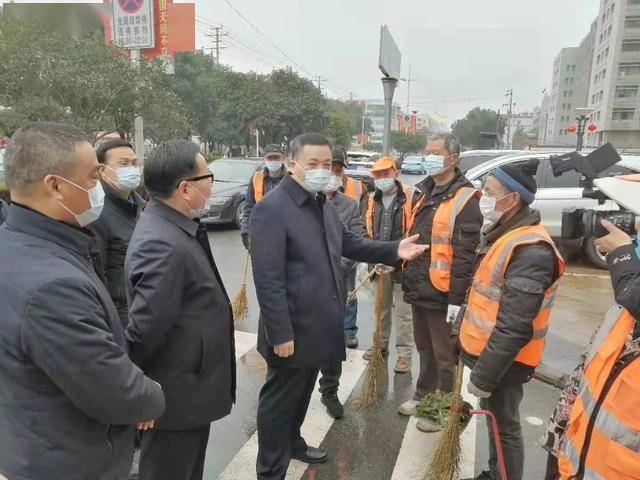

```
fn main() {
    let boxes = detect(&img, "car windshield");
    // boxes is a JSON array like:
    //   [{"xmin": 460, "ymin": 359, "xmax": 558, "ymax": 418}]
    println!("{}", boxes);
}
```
[
  {"xmin": 209, "ymin": 160, "xmax": 260, "ymax": 183},
  {"xmin": 404, "ymin": 156, "xmax": 422, "ymax": 164}
]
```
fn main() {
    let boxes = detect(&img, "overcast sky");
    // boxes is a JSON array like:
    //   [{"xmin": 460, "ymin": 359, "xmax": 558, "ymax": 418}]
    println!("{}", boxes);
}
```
[{"xmin": 3, "ymin": 0, "xmax": 600, "ymax": 126}]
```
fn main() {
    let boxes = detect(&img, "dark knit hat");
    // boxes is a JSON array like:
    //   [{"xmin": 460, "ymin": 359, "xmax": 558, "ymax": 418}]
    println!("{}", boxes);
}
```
[{"xmin": 491, "ymin": 159, "xmax": 539, "ymax": 204}]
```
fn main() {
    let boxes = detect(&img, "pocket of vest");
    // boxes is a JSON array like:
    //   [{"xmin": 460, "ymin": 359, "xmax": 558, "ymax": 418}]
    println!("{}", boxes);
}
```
[
  {"xmin": 606, "ymin": 440, "xmax": 640, "ymax": 477},
  {"xmin": 605, "ymin": 375, "xmax": 640, "ymax": 433}
]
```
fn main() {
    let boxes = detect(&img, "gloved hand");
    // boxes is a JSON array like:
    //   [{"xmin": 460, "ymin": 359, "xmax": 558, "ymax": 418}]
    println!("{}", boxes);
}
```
[
  {"xmin": 467, "ymin": 380, "xmax": 491, "ymax": 399},
  {"xmin": 241, "ymin": 233, "xmax": 251, "ymax": 251},
  {"xmin": 375, "ymin": 263, "xmax": 394, "ymax": 275},
  {"xmin": 446, "ymin": 304, "xmax": 461, "ymax": 324}
]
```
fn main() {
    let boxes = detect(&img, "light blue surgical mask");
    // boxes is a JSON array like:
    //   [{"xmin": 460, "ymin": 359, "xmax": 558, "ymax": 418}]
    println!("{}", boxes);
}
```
[
  {"xmin": 300, "ymin": 167, "xmax": 331, "ymax": 193},
  {"xmin": 107, "ymin": 165, "xmax": 141, "ymax": 191},
  {"xmin": 635, "ymin": 241, "xmax": 640, "ymax": 260},
  {"xmin": 426, "ymin": 154, "xmax": 446, "ymax": 175},
  {"xmin": 375, "ymin": 178, "xmax": 395, "ymax": 193},
  {"xmin": 265, "ymin": 161, "xmax": 283, "ymax": 173}
]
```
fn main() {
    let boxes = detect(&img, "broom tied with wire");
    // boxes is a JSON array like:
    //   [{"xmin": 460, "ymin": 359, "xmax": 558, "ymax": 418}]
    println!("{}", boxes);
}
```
[
  {"xmin": 353, "ymin": 268, "xmax": 389, "ymax": 411},
  {"xmin": 232, "ymin": 251, "xmax": 251, "ymax": 322}
]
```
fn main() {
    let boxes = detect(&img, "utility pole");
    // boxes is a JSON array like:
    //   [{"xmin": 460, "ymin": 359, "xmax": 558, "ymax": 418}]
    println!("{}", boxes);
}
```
[
  {"xmin": 131, "ymin": 49, "xmax": 144, "ymax": 162},
  {"xmin": 505, "ymin": 89, "xmax": 514, "ymax": 149},
  {"xmin": 205, "ymin": 26, "xmax": 227, "ymax": 65},
  {"xmin": 382, "ymin": 77, "xmax": 398, "ymax": 156},
  {"xmin": 406, "ymin": 62, "xmax": 412, "ymax": 112},
  {"xmin": 361, "ymin": 101, "xmax": 367, "ymax": 146},
  {"xmin": 315, "ymin": 76, "xmax": 327, "ymax": 95},
  {"xmin": 496, "ymin": 109, "xmax": 501, "ymax": 149}
]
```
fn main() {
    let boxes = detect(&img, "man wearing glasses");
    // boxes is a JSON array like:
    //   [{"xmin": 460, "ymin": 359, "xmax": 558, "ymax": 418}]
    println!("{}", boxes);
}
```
[
  {"xmin": 91, "ymin": 139, "xmax": 146, "ymax": 328},
  {"xmin": 125, "ymin": 140, "xmax": 234, "ymax": 480}
]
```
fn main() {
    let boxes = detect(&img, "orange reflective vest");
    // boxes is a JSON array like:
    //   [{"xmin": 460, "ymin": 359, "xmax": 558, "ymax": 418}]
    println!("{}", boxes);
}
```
[
  {"xmin": 558, "ymin": 304, "xmax": 640, "ymax": 480},
  {"xmin": 252, "ymin": 171, "xmax": 266, "ymax": 202},
  {"xmin": 405, "ymin": 187, "xmax": 480, "ymax": 292},
  {"xmin": 365, "ymin": 183, "xmax": 415, "ymax": 238},
  {"xmin": 343, "ymin": 177, "xmax": 363, "ymax": 202},
  {"xmin": 459, "ymin": 223, "xmax": 565, "ymax": 367}
]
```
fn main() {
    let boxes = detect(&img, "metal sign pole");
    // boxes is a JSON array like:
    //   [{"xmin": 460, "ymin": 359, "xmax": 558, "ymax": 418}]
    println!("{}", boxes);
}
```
[
  {"xmin": 131, "ymin": 49, "xmax": 145, "ymax": 160},
  {"xmin": 382, "ymin": 77, "xmax": 398, "ymax": 156}
]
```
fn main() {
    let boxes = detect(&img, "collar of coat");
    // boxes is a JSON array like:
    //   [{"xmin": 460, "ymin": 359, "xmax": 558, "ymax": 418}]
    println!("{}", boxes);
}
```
[
  {"xmin": 145, "ymin": 198, "xmax": 199, "ymax": 237},
  {"xmin": 372, "ymin": 179, "xmax": 406, "ymax": 204},
  {"xmin": 5, "ymin": 202, "xmax": 97, "ymax": 256},
  {"xmin": 480, "ymin": 206, "xmax": 542, "ymax": 252},
  {"xmin": 101, "ymin": 180, "xmax": 146, "ymax": 215}
]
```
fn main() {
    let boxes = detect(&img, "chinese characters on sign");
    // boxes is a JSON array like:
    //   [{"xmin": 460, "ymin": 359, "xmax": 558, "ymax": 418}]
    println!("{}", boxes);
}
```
[
  {"xmin": 113, "ymin": 0, "xmax": 155, "ymax": 49},
  {"xmin": 158, "ymin": 0, "xmax": 169, "ymax": 57}
]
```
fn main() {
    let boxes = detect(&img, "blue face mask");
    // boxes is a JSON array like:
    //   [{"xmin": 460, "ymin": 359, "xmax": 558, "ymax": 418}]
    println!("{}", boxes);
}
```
[
  {"xmin": 375, "ymin": 178, "xmax": 395, "ymax": 193},
  {"xmin": 300, "ymin": 167, "xmax": 331, "ymax": 193},
  {"xmin": 636, "ymin": 241, "xmax": 640, "ymax": 260},
  {"xmin": 265, "ymin": 161, "xmax": 283, "ymax": 173}
]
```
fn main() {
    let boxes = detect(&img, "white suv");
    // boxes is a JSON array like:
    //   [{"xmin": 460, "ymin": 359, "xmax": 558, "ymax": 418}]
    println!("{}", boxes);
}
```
[{"xmin": 465, "ymin": 152, "xmax": 640, "ymax": 268}]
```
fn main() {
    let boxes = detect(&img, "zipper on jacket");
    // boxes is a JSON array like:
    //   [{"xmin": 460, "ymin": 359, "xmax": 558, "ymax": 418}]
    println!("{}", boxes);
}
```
[
  {"xmin": 574, "ymin": 357, "xmax": 634, "ymax": 479},
  {"xmin": 106, "ymin": 424, "xmax": 113, "ymax": 453}
]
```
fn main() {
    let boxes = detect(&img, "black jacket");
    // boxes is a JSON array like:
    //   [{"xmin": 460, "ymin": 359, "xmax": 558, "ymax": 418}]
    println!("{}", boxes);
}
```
[
  {"xmin": 90, "ymin": 181, "xmax": 146, "ymax": 327},
  {"xmin": 607, "ymin": 243, "xmax": 640, "ymax": 321},
  {"xmin": 250, "ymin": 174, "xmax": 399, "ymax": 368},
  {"xmin": 0, "ymin": 204, "xmax": 164, "ymax": 480},
  {"xmin": 329, "ymin": 191, "xmax": 367, "ymax": 295},
  {"xmin": 459, "ymin": 207, "xmax": 560, "ymax": 392},
  {"xmin": 241, "ymin": 166, "xmax": 286, "ymax": 235},
  {"xmin": 125, "ymin": 199, "xmax": 235, "ymax": 431},
  {"xmin": 403, "ymin": 169, "xmax": 483, "ymax": 309}
]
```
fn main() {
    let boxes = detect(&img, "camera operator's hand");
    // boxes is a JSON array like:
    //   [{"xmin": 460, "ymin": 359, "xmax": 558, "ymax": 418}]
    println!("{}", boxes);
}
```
[{"xmin": 594, "ymin": 219, "xmax": 633, "ymax": 255}]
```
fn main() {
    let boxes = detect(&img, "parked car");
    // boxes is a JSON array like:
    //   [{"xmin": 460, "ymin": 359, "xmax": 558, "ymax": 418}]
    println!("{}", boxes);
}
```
[
  {"xmin": 346, "ymin": 169, "xmax": 374, "ymax": 193},
  {"xmin": 458, "ymin": 150, "xmax": 524, "ymax": 173},
  {"xmin": 465, "ymin": 152, "xmax": 640, "ymax": 268},
  {"xmin": 401, "ymin": 155, "xmax": 426, "ymax": 174},
  {"xmin": 201, "ymin": 158, "xmax": 263, "ymax": 227}
]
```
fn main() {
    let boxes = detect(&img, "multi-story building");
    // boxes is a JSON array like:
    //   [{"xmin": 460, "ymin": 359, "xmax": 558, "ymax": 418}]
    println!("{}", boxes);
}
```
[
  {"xmin": 537, "ymin": 93, "xmax": 553, "ymax": 145},
  {"xmin": 544, "ymin": 47, "xmax": 580, "ymax": 146},
  {"xmin": 504, "ymin": 111, "xmax": 535, "ymax": 148},
  {"xmin": 363, "ymin": 99, "xmax": 402, "ymax": 145}
]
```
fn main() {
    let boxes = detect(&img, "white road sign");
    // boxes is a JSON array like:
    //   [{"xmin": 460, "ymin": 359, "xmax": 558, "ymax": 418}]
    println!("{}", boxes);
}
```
[
  {"xmin": 378, "ymin": 25, "xmax": 401, "ymax": 79},
  {"xmin": 112, "ymin": 0, "xmax": 155, "ymax": 50}
]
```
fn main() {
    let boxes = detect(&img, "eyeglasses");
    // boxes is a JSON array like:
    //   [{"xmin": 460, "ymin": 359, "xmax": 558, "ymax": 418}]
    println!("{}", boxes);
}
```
[{"xmin": 184, "ymin": 174, "xmax": 214, "ymax": 184}]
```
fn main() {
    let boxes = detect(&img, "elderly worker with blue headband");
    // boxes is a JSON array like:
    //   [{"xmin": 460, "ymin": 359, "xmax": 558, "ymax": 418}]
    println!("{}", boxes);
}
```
[{"xmin": 455, "ymin": 159, "xmax": 565, "ymax": 480}]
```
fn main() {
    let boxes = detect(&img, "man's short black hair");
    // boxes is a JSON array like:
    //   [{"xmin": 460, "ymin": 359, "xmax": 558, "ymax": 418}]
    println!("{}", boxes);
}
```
[
  {"xmin": 290, "ymin": 133, "xmax": 331, "ymax": 160},
  {"xmin": 96, "ymin": 139, "xmax": 135, "ymax": 164},
  {"xmin": 144, "ymin": 140, "xmax": 200, "ymax": 198}
]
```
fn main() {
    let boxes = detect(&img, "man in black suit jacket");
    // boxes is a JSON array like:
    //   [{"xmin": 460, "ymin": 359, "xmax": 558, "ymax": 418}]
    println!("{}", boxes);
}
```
[
  {"xmin": 250, "ymin": 133, "xmax": 428, "ymax": 480},
  {"xmin": 125, "ymin": 140, "xmax": 235, "ymax": 480}
]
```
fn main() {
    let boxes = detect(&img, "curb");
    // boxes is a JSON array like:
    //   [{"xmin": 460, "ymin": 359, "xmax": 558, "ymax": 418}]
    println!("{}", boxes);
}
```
[{"xmin": 534, "ymin": 362, "xmax": 570, "ymax": 390}]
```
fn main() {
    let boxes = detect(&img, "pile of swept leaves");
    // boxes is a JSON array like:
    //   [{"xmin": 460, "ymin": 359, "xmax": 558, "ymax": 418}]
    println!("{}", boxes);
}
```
[{"xmin": 416, "ymin": 392, "xmax": 455, "ymax": 428}]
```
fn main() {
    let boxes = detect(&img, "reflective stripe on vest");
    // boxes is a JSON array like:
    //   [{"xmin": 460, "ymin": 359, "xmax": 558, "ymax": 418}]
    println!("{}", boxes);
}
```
[
  {"xmin": 365, "ymin": 183, "xmax": 415, "ymax": 238},
  {"xmin": 558, "ymin": 305, "xmax": 640, "ymax": 480},
  {"xmin": 253, "ymin": 171, "xmax": 265, "ymax": 202},
  {"xmin": 405, "ymin": 187, "xmax": 480, "ymax": 293},
  {"xmin": 459, "ymin": 224, "xmax": 565, "ymax": 367},
  {"xmin": 344, "ymin": 177, "xmax": 363, "ymax": 202}
]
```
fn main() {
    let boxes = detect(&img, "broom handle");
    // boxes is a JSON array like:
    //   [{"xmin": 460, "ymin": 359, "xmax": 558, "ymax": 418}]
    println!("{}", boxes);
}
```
[
  {"xmin": 454, "ymin": 358, "xmax": 464, "ymax": 396},
  {"xmin": 347, "ymin": 268, "xmax": 377, "ymax": 303},
  {"xmin": 374, "ymin": 272, "xmax": 385, "ymax": 336},
  {"xmin": 242, "ymin": 251, "xmax": 251, "ymax": 282}
]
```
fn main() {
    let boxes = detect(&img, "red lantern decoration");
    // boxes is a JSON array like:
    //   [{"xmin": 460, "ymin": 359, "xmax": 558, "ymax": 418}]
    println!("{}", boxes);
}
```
[
  {"xmin": 587, "ymin": 124, "xmax": 598, "ymax": 132},
  {"xmin": 567, "ymin": 125, "xmax": 577, "ymax": 133}
]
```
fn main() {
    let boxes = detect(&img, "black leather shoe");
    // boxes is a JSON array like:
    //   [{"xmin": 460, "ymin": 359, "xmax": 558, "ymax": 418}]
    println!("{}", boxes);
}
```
[
  {"xmin": 292, "ymin": 446, "xmax": 328, "ymax": 464},
  {"xmin": 321, "ymin": 392, "xmax": 344, "ymax": 419},
  {"xmin": 345, "ymin": 333, "xmax": 359, "ymax": 349}
]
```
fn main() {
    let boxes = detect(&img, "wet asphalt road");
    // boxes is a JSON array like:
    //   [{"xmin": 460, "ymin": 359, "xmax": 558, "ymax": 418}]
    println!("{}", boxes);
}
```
[{"xmin": 203, "ymin": 172, "xmax": 614, "ymax": 479}]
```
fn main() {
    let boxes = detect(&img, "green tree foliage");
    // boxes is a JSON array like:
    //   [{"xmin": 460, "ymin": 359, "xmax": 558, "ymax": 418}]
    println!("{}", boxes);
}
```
[
  {"xmin": 451, "ymin": 107, "xmax": 505, "ymax": 150},
  {"xmin": 391, "ymin": 130, "xmax": 429, "ymax": 157},
  {"xmin": 323, "ymin": 111, "xmax": 352, "ymax": 147}
]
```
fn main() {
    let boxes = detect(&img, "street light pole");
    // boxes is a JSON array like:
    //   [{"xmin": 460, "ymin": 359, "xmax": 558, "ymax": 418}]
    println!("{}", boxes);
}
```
[
  {"xmin": 575, "ymin": 107, "xmax": 596, "ymax": 151},
  {"xmin": 382, "ymin": 77, "xmax": 398, "ymax": 156},
  {"xmin": 131, "ymin": 49, "xmax": 145, "ymax": 160}
]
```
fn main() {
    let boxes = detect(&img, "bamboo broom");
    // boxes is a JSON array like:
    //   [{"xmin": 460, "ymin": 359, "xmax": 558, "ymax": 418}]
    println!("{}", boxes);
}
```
[
  {"xmin": 353, "ymin": 272, "xmax": 388, "ymax": 411},
  {"xmin": 232, "ymin": 252, "xmax": 251, "ymax": 322},
  {"xmin": 423, "ymin": 359, "xmax": 466, "ymax": 480},
  {"xmin": 346, "ymin": 268, "xmax": 377, "ymax": 304}
]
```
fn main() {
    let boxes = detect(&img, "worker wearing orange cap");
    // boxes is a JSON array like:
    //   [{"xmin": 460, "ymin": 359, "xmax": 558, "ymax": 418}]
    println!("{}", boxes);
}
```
[{"xmin": 362, "ymin": 156, "xmax": 416, "ymax": 374}]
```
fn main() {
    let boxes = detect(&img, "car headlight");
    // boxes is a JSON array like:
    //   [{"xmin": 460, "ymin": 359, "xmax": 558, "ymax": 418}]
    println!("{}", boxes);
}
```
[{"xmin": 206, "ymin": 196, "xmax": 232, "ymax": 207}]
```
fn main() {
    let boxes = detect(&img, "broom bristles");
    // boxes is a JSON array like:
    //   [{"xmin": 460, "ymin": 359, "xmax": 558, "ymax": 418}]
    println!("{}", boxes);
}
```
[
  {"xmin": 232, "ymin": 282, "xmax": 248, "ymax": 322},
  {"xmin": 353, "ymin": 332, "xmax": 388, "ymax": 411},
  {"xmin": 422, "ymin": 394, "xmax": 464, "ymax": 480}
]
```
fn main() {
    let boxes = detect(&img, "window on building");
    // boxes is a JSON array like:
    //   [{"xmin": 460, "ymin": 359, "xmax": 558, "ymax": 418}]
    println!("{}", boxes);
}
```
[
  {"xmin": 618, "ymin": 63, "xmax": 640, "ymax": 78},
  {"xmin": 602, "ymin": 69, "xmax": 606, "ymax": 79},
  {"xmin": 612, "ymin": 108, "xmax": 635, "ymax": 120},
  {"xmin": 615, "ymin": 86, "xmax": 639, "ymax": 98},
  {"xmin": 592, "ymin": 94, "xmax": 597, "ymax": 103},
  {"xmin": 622, "ymin": 41, "xmax": 640, "ymax": 52},
  {"xmin": 559, "ymin": 129, "xmax": 564, "ymax": 135},
  {"xmin": 608, "ymin": 25, "xmax": 613, "ymax": 37},
  {"xmin": 599, "ymin": 33, "xmax": 604, "ymax": 44},
  {"xmin": 569, "ymin": 90, "xmax": 573, "ymax": 97},
  {"xmin": 627, "ymin": 16, "xmax": 640, "ymax": 29},
  {"xmin": 597, "ymin": 111, "xmax": 601, "ymax": 120}
]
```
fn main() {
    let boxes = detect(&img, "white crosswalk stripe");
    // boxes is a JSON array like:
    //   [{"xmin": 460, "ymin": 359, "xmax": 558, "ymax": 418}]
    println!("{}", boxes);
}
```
[
  {"xmin": 218, "ymin": 345, "xmax": 368, "ymax": 480},
  {"xmin": 390, "ymin": 367, "xmax": 479, "ymax": 480}
]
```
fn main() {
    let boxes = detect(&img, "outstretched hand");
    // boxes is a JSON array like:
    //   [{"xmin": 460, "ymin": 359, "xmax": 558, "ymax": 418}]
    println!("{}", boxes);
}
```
[{"xmin": 397, "ymin": 234, "xmax": 429, "ymax": 261}]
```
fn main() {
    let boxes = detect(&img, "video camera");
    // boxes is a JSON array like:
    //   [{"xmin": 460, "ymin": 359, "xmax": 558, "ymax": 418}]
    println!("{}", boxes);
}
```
[{"xmin": 550, "ymin": 143, "xmax": 638, "ymax": 240}]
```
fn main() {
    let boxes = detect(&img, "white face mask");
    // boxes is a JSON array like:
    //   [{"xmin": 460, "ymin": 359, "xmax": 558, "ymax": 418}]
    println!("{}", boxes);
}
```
[
  {"xmin": 480, "ymin": 192, "xmax": 511, "ymax": 225},
  {"xmin": 322, "ymin": 175, "xmax": 342, "ymax": 194},
  {"xmin": 265, "ymin": 160, "xmax": 283, "ymax": 173},
  {"xmin": 296, "ymin": 165, "xmax": 331, "ymax": 193},
  {"xmin": 106, "ymin": 165, "xmax": 141, "ymax": 191},
  {"xmin": 426, "ymin": 154, "xmax": 446, "ymax": 175},
  {"xmin": 374, "ymin": 177, "xmax": 395, "ymax": 193},
  {"xmin": 184, "ymin": 183, "xmax": 209, "ymax": 219},
  {"xmin": 56, "ymin": 177, "xmax": 105, "ymax": 227}
]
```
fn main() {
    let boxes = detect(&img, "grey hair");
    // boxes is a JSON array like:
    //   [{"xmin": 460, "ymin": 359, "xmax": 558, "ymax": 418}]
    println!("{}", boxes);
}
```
[
  {"xmin": 428, "ymin": 133, "xmax": 461, "ymax": 156},
  {"xmin": 5, "ymin": 122, "xmax": 90, "ymax": 190}
]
